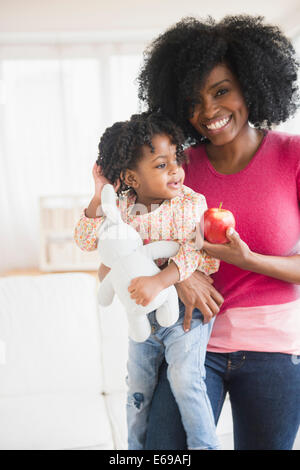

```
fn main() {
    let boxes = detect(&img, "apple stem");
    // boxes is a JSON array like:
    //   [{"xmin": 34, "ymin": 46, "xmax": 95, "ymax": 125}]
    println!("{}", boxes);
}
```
[{"xmin": 219, "ymin": 202, "xmax": 223, "ymax": 210}]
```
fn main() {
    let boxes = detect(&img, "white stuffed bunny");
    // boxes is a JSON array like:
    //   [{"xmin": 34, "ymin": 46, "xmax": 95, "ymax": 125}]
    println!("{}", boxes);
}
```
[{"xmin": 97, "ymin": 184, "xmax": 180, "ymax": 342}]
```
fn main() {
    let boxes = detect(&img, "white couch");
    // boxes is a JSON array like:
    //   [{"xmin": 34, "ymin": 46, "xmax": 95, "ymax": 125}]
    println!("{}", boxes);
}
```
[
  {"xmin": 1, "ymin": 272, "xmax": 297, "ymax": 450},
  {"xmin": 0, "ymin": 273, "xmax": 128, "ymax": 450}
]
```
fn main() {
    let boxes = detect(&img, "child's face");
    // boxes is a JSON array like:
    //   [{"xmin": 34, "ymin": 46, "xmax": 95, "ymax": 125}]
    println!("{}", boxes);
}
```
[{"xmin": 126, "ymin": 134, "xmax": 185, "ymax": 205}]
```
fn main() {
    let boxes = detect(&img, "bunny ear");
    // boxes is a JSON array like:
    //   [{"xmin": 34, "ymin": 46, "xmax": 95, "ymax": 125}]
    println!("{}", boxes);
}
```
[{"xmin": 101, "ymin": 184, "xmax": 122, "ymax": 224}]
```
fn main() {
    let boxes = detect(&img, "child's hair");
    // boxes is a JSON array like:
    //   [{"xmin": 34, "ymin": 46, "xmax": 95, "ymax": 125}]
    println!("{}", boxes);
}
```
[{"xmin": 97, "ymin": 112, "xmax": 187, "ymax": 195}]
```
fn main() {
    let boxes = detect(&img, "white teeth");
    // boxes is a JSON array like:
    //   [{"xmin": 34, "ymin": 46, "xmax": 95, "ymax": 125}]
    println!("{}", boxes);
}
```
[{"xmin": 206, "ymin": 116, "xmax": 230, "ymax": 130}]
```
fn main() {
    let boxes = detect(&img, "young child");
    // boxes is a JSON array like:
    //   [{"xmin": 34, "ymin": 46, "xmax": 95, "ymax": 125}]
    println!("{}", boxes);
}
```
[{"xmin": 74, "ymin": 112, "xmax": 221, "ymax": 450}]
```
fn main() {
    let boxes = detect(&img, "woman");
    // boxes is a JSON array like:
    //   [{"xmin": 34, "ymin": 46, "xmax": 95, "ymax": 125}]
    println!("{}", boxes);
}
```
[{"xmin": 137, "ymin": 15, "xmax": 300, "ymax": 450}]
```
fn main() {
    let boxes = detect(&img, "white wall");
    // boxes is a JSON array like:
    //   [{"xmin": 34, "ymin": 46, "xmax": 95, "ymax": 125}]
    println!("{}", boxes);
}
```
[{"xmin": 0, "ymin": 0, "xmax": 300, "ymax": 37}]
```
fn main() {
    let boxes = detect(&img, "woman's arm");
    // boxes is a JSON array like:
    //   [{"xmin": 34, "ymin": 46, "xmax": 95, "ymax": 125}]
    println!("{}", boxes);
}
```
[
  {"xmin": 203, "ymin": 228, "xmax": 300, "ymax": 284},
  {"xmin": 175, "ymin": 270, "xmax": 224, "ymax": 331},
  {"xmin": 245, "ymin": 252, "xmax": 300, "ymax": 284}
]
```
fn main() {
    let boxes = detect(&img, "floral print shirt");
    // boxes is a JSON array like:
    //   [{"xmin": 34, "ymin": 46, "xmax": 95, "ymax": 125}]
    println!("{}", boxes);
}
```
[{"xmin": 74, "ymin": 185, "xmax": 219, "ymax": 281}]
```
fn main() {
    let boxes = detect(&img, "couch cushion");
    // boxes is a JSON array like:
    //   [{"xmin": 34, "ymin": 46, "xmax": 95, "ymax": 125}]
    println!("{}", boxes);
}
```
[
  {"xmin": 98, "ymin": 296, "xmax": 129, "ymax": 394},
  {"xmin": 0, "ymin": 392, "xmax": 113, "ymax": 450},
  {"xmin": 104, "ymin": 391, "xmax": 127, "ymax": 450},
  {"xmin": 0, "ymin": 273, "xmax": 113, "ymax": 449}
]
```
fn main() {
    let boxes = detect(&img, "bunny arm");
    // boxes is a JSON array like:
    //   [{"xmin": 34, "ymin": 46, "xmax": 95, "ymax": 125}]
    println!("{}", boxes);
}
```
[
  {"xmin": 127, "ymin": 311, "xmax": 152, "ymax": 342},
  {"xmin": 155, "ymin": 285, "xmax": 179, "ymax": 327},
  {"xmin": 97, "ymin": 271, "xmax": 115, "ymax": 306},
  {"xmin": 139, "ymin": 240, "xmax": 179, "ymax": 261},
  {"xmin": 100, "ymin": 184, "xmax": 122, "ymax": 225}
]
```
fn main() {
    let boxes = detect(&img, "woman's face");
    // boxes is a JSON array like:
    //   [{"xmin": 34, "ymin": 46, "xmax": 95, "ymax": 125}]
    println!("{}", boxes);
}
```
[{"xmin": 188, "ymin": 63, "xmax": 249, "ymax": 146}]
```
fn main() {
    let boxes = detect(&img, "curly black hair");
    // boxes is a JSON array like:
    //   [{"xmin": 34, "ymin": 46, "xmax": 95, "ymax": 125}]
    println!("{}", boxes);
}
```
[
  {"xmin": 97, "ymin": 112, "xmax": 187, "ymax": 195},
  {"xmin": 138, "ymin": 15, "xmax": 299, "ymax": 143}
]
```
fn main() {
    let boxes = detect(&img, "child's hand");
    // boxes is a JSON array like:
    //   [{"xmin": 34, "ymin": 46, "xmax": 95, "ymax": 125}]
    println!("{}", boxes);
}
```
[
  {"xmin": 92, "ymin": 162, "xmax": 120, "ymax": 198},
  {"xmin": 128, "ymin": 276, "xmax": 162, "ymax": 307}
]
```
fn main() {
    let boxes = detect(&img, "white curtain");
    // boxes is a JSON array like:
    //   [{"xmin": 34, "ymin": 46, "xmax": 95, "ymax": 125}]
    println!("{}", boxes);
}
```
[
  {"xmin": 0, "ymin": 43, "xmax": 144, "ymax": 273},
  {"xmin": 277, "ymin": 34, "xmax": 300, "ymax": 134},
  {"xmin": 0, "ymin": 34, "xmax": 299, "ymax": 273}
]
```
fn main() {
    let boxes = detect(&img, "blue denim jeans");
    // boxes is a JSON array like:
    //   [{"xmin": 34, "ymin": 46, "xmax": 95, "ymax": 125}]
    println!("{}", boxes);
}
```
[
  {"xmin": 126, "ymin": 300, "xmax": 220, "ymax": 450},
  {"xmin": 145, "ymin": 350, "xmax": 300, "ymax": 450}
]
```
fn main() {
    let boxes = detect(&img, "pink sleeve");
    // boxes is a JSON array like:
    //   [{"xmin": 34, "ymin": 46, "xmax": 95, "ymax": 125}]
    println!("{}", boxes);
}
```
[
  {"xmin": 169, "ymin": 191, "xmax": 219, "ymax": 281},
  {"xmin": 297, "ymin": 160, "xmax": 300, "ymax": 202},
  {"xmin": 170, "ymin": 243, "xmax": 220, "ymax": 282},
  {"xmin": 169, "ymin": 240, "xmax": 202, "ymax": 282},
  {"xmin": 74, "ymin": 210, "xmax": 104, "ymax": 252},
  {"xmin": 74, "ymin": 196, "xmax": 125, "ymax": 252},
  {"xmin": 197, "ymin": 250, "xmax": 220, "ymax": 276}
]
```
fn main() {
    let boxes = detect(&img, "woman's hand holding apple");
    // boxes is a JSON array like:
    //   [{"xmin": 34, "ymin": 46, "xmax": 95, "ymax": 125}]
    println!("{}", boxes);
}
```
[
  {"xmin": 203, "ymin": 204, "xmax": 252, "ymax": 269},
  {"xmin": 203, "ymin": 227, "xmax": 252, "ymax": 270}
]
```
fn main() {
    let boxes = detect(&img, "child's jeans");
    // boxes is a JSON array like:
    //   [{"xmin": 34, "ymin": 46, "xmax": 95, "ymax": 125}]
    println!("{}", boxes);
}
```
[{"xmin": 126, "ymin": 300, "xmax": 220, "ymax": 450}]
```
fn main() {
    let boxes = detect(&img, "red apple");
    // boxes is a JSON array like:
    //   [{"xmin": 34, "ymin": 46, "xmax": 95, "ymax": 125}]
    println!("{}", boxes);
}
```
[{"xmin": 204, "ymin": 203, "xmax": 236, "ymax": 244}]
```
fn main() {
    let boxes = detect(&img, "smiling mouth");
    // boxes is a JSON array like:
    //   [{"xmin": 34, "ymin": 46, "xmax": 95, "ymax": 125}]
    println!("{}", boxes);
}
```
[
  {"xmin": 168, "ymin": 180, "xmax": 181, "ymax": 187},
  {"xmin": 203, "ymin": 115, "xmax": 232, "ymax": 131}
]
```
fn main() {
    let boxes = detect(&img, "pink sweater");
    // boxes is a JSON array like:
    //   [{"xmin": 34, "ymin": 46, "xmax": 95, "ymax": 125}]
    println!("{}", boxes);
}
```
[{"xmin": 184, "ymin": 131, "xmax": 300, "ymax": 354}]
